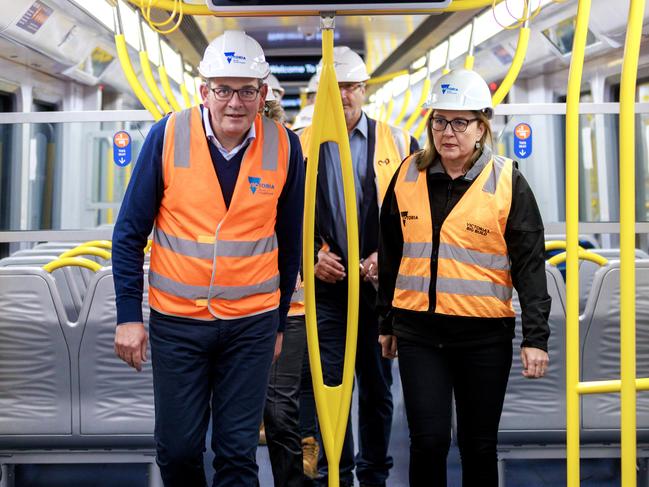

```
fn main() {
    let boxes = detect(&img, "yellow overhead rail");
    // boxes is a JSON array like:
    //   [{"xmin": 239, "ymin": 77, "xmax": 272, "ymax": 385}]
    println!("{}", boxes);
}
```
[
  {"xmin": 304, "ymin": 18, "xmax": 359, "ymax": 487},
  {"xmin": 113, "ymin": 4, "xmax": 163, "ymax": 121}
]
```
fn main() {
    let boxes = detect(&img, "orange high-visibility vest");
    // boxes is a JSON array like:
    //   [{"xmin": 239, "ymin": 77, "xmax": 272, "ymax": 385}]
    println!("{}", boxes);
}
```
[
  {"xmin": 149, "ymin": 107, "xmax": 290, "ymax": 320},
  {"xmin": 288, "ymin": 283, "xmax": 305, "ymax": 317},
  {"xmin": 300, "ymin": 118, "xmax": 410, "ymax": 206},
  {"xmin": 392, "ymin": 153, "xmax": 515, "ymax": 318}
]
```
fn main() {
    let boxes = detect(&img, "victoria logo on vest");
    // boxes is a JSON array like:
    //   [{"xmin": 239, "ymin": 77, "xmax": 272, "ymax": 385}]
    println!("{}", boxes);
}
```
[
  {"xmin": 248, "ymin": 176, "xmax": 275, "ymax": 195},
  {"xmin": 400, "ymin": 211, "xmax": 418, "ymax": 226},
  {"xmin": 465, "ymin": 222, "xmax": 490, "ymax": 236},
  {"xmin": 377, "ymin": 158, "xmax": 391, "ymax": 166}
]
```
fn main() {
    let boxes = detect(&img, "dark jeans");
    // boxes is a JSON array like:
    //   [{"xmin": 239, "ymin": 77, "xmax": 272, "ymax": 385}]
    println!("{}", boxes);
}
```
[
  {"xmin": 315, "ymin": 283, "xmax": 394, "ymax": 486},
  {"xmin": 397, "ymin": 337, "xmax": 513, "ymax": 487},
  {"xmin": 264, "ymin": 315, "xmax": 307, "ymax": 487},
  {"xmin": 149, "ymin": 309, "xmax": 277, "ymax": 487},
  {"xmin": 299, "ymin": 345, "xmax": 317, "ymax": 439}
]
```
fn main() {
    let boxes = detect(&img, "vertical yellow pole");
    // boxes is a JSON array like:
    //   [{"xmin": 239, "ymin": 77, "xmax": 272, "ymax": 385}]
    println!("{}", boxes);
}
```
[
  {"xmin": 565, "ymin": 1, "xmax": 592, "ymax": 486},
  {"xmin": 620, "ymin": 1, "xmax": 645, "ymax": 485}
]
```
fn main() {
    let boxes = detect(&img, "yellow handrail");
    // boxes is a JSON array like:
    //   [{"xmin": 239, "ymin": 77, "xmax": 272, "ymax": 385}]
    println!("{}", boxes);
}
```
[
  {"xmin": 393, "ymin": 87, "xmax": 411, "ymax": 126},
  {"xmin": 43, "ymin": 257, "xmax": 102, "ymax": 273},
  {"xmin": 546, "ymin": 249, "xmax": 608, "ymax": 267},
  {"xmin": 59, "ymin": 247, "xmax": 112, "ymax": 260},
  {"xmin": 491, "ymin": 25, "xmax": 530, "ymax": 107},
  {"xmin": 544, "ymin": 240, "xmax": 585, "ymax": 252},
  {"xmin": 404, "ymin": 77, "xmax": 430, "ymax": 131},
  {"xmin": 79, "ymin": 240, "xmax": 113, "ymax": 250},
  {"xmin": 304, "ymin": 24, "xmax": 359, "ymax": 487},
  {"xmin": 366, "ymin": 69, "xmax": 409, "ymax": 86},
  {"xmin": 159, "ymin": 64, "xmax": 183, "ymax": 112},
  {"xmin": 139, "ymin": 51, "xmax": 172, "ymax": 113},
  {"xmin": 180, "ymin": 83, "xmax": 193, "ymax": 108},
  {"xmin": 565, "ymin": 1, "xmax": 592, "ymax": 485},
  {"xmin": 619, "ymin": 0, "xmax": 645, "ymax": 485},
  {"xmin": 114, "ymin": 34, "xmax": 163, "ymax": 120}
]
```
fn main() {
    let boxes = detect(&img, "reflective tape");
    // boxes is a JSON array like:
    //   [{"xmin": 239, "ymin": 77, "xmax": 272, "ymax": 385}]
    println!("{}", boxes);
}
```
[
  {"xmin": 482, "ymin": 156, "xmax": 505, "ymax": 194},
  {"xmin": 261, "ymin": 117, "xmax": 279, "ymax": 171},
  {"xmin": 291, "ymin": 286, "xmax": 304, "ymax": 303},
  {"xmin": 209, "ymin": 274, "xmax": 280, "ymax": 300},
  {"xmin": 154, "ymin": 227, "xmax": 214, "ymax": 259},
  {"xmin": 216, "ymin": 234, "xmax": 277, "ymax": 257},
  {"xmin": 395, "ymin": 274, "xmax": 430, "ymax": 293},
  {"xmin": 149, "ymin": 270, "xmax": 208, "ymax": 300},
  {"xmin": 438, "ymin": 242, "xmax": 510, "ymax": 270},
  {"xmin": 436, "ymin": 276, "xmax": 512, "ymax": 302},
  {"xmin": 403, "ymin": 241, "xmax": 433, "ymax": 259},
  {"xmin": 173, "ymin": 109, "xmax": 192, "ymax": 168},
  {"xmin": 405, "ymin": 159, "xmax": 420, "ymax": 182}
]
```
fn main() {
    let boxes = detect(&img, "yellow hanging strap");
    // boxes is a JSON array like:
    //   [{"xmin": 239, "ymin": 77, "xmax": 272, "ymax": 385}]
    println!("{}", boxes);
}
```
[
  {"xmin": 304, "ymin": 19, "xmax": 359, "ymax": 487},
  {"xmin": 181, "ymin": 84, "xmax": 193, "ymax": 108},
  {"xmin": 404, "ymin": 77, "xmax": 430, "ymax": 131},
  {"xmin": 564, "ymin": 1, "xmax": 592, "ymax": 486},
  {"xmin": 159, "ymin": 61, "xmax": 183, "ymax": 112},
  {"xmin": 491, "ymin": 4, "xmax": 531, "ymax": 107},
  {"xmin": 113, "ymin": 4, "xmax": 162, "ymax": 120},
  {"xmin": 393, "ymin": 76, "xmax": 412, "ymax": 126},
  {"xmin": 140, "ymin": 0, "xmax": 184, "ymax": 35}
]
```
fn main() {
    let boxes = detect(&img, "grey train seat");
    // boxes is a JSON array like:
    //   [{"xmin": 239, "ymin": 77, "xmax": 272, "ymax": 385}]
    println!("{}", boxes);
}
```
[
  {"xmin": 77, "ymin": 267, "xmax": 154, "ymax": 446},
  {"xmin": 0, "ymin": 267, "xmax": 73, "ymax": 446},
  {"xmin": 498, "ymin": 264, "xmax": 567, "ymax": 445},
  {"xmin": 580, "ymin": 259, "xmax": 649, "ymax": 443}
]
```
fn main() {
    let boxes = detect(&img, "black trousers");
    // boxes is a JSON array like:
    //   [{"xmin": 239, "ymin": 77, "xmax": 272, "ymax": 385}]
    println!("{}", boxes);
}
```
[
  {"xmin": 264, "ymin": 315, "xmax": 307, "ymax": 487},
  {"xmin": 397, "ymin": 337, "xmax": 512, "ymax": 487}
]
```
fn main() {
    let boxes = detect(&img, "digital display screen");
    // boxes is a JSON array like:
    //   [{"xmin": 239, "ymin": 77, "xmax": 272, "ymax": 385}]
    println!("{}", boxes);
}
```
[
  {"xmin": 206, "ymin": 0, "xmax": 452, "ymax": 14},
  {"xmin": 267, "ymin": 56, "xmax": 321, "ymax": 82}
]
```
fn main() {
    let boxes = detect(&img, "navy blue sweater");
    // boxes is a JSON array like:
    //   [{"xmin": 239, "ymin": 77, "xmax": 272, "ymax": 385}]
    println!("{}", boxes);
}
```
[{"xmin": 112, "ymin": 112, "xmax": 305, "ymax": 332}]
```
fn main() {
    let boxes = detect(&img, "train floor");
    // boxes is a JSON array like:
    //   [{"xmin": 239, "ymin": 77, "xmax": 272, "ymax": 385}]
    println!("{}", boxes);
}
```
[{"xmin": 13, "ymin": 360, "xmax": 622, "ymax": 486}]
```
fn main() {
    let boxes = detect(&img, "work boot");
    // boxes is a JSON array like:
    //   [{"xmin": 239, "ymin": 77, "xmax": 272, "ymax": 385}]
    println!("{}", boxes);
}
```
[{"xmin": 302, "ymin": 436, "xmax": 319, "ymax": 479}]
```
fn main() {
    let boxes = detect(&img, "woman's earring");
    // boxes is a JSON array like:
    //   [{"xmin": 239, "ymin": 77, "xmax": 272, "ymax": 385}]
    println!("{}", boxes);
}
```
[{"xmin": 475, "ymin": 141, "xmax": 481, "ymax": 149}]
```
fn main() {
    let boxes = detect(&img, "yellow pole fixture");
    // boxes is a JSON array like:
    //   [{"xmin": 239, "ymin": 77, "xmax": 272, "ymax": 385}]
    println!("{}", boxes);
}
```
[
  {"xmin": 464, "ymin": 17, "xmax": 476, "ymax": 70},
  {"xmin": 366, "ymin": 69, "xmax": 409, "ymax": 86},
  {"xmin": 404, "ymin": 52, "xmax": 432, "ymax": 132},
  {"xmin": 546, "ymin": 249, "xmax": 608, "ymax": 268},
  {"xmin": 59, "ymin": 247, "xmax": 112, "ymax": 260},
  {"xmin": 393, "ymin": 75, "xmax": 412, "ymax": 126},
  {"xmin": 43, "ymin": 257, "xmax": 103, "ymax": 273},
  {"xmin": 413, "ymin": 108, "xmax": 430, "ymax": 139},
  {"xmin": 78, "ymin": 240, "xmax": 113, "ymax": 250},
  {"xmin": 491, "ymin": 11, "xmax": 530, "ymax": 107},
  {"xmin": 565, "ymin": 1, "xmax": 591, "ymax": 485},
  {"xmin": 138, "ymin": 17, "xmax": 172, "ymax": 114},
  {"xmin": 179, "ymin": 55, "xmax": 193, "ymax": 108},
  {"xmin": 158, "ymin": 38, "xmax": 183, "ymax": 112},
  {"xmin": 619, "ymin": 0, "xmax": 645, "ymax": 485},
  {"xmin": 544, "ymin": 240, "xmax": 585, "ymax": 253},
  {"xmin": 304, "ymin": 16, "xmax": 359, "ymax": 487},
  {"xmin": 113, "ymin": 4, "xmax": 163, "ymax": 120}
]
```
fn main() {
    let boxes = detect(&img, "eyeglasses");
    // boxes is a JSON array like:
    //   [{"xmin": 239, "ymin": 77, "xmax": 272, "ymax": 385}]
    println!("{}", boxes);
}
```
[
  {"xmin": 431, "ymin": 117, "xmax": 479, "ymax": 133},
  {"xmin": 338, "ymin": 83, "xmax": 365, "ymax": 94},
  {"xmin": 210, "ymin": 86, "xmax": 261, "ymax": 102}
]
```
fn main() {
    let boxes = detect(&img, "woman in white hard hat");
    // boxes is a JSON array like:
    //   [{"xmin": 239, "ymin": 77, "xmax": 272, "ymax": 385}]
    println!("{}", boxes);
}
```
[{"xmin": 376, "ymin": 69, "xmax": 550, "ymax": 487}]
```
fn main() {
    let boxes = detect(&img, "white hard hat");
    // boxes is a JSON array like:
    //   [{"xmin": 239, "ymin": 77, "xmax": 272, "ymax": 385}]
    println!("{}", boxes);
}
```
[
  {"xmin": 315, "ymin": 46, "xmax": 369, "ymax": 83},
  {"xmin": 300, "ymin": 73, "xmax": 319, "ymax": 94},
  {"xmin": 424, "ymin": 69, "xmax": 493, "ymax": 118},
  {"xmin": 292, "ymin": 104, "xmax": 315, "ymax": 132},
  {"xmin": 266, "ymin": 74, "xmax": 285, "ymax": 96},
  {"xmin": 264, "ymin": 82, "xmax": 276, "ymax": 101},
  {"xmin": 199, "ymin": 30, "xmax": 270, "ymax": 79}
]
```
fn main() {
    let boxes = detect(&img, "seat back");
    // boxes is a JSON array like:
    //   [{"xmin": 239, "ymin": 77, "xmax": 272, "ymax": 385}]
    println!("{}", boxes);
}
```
[
  {"xmin": 581, "ymin": 259, "xmax": 649, "ymax": 442},
  {"xmin": 0, "ymin": 267, "xmax": 72, "ymax": 445},
  {"xmin": 499, "ymin": 265, "xmax": 567, "ymax": 444}
]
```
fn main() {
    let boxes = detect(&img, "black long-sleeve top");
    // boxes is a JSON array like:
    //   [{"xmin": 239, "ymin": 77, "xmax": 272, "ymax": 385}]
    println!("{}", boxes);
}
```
[{"xmin": 377, "ymin": 150, "xmax": 551, "ymax": 351}]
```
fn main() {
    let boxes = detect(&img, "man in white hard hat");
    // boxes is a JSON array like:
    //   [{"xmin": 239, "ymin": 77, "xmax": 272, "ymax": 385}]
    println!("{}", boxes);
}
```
[
  {"xmin": 112, "ymin": 30, "xmax": 304, "ymax": 487},
  {"xmin": 266, "ymin": 73, "xmax": 285, "ymax": 102},
  {"xmin": 299, "ymin": 45, "xmax": 419, "ymax": 487}
]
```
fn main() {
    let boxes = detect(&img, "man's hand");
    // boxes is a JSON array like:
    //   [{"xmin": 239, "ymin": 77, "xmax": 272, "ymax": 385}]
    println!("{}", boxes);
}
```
[
  {"xmin": 114, "ymin": 322, "xmax": 148, "ymax": 372},
  {"xmin": 379, "ymin": 334, "xmax": 397, "ymax": 359},
  {"xmin": 520, "ymin": 347, "xmax": 549, "ymax": 379},
  {"xmin": 315, "ymin": 248, "xmax": 346, "ymax": 283},
  {"xmin": 360, "ymin": 251, "xmax": 378, "ymax": 283},
  {"xmin": 273, "ymin": 332, "xmax": 284, "ymax": 363}
]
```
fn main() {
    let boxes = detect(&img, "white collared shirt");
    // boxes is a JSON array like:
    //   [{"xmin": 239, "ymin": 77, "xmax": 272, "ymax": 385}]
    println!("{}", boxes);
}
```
[{"xmin": 202, "ymin": 105, "xmax": 256, "ymax": 161}]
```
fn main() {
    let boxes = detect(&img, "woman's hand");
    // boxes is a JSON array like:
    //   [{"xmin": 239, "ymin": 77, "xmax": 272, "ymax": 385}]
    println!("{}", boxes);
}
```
[
  {"xmin": 520, "ymin": 347, "xmax": 549, "ymax": 379},
  {"xmin": 379, "ymin": 334, "xmax": 398, "ymax": 359}
]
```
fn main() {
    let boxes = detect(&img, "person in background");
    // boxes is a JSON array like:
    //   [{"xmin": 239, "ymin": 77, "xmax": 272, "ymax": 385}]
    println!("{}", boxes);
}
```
[
  {"xmin": 377, "ymin": 69, "xmax": 550, "ymax": 487},
  {"xmin": 112, "ymin": 30, "xmax": 304, "ymax": 487},
  {"xmin": 300, "ymin": 46, "xmax": 419, "ymax": 487}
]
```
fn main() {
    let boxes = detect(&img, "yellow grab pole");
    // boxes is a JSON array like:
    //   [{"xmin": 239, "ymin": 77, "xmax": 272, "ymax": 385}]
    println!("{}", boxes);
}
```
[
  {"xmin": 113, "ymin": 5, "xmax": 162, "ymax": 120},
  {"xmin": 158, "ymin": 64, "xmax": 182, "ymax": 111},
  {"xmin": 464, "ymin": 17, "xmax": 476, "ymax": 70},
  {"xmin": 404, "ymin": 77, "xmax": 430, "ymax": 131},
  {"xmin": 620, "ymin": 0, "xmax": 645, "ymax": 485},
  {"xmin": 304, "ymin": 18, "xmax": 359, "ymax": 487},
  {"xmin": 394, "ymin": 81, "xmax": 412, "ymax": 126},
  {"xmin": 413, "ymin": 109, "xmax": 430, "ymax": 139},
  {"xmin": 383, "ymin": 98, "xmax": 395, "ymax": 124},
  {"xmin": 565, "ymin": 1, "xmax": 592, "ymax": 486},
  {"xmin": 491, "ymin": 24, "xmax": 530, "ymax": 106},
  {"xmin": 180, "ymin": 84, "xmax": 193, "ymax": 108},
  {"xmin": 139, "ymin": 52, "xmax": 172, "ymax": 113}
]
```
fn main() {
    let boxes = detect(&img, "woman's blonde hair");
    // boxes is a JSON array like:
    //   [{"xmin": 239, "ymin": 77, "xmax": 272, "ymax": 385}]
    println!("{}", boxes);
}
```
[
  {"xmin": 262, "ymin": 100, "xmax": 286, "ymax": 123},
  {"xmin": 414, "ymin": 110, "xmax": 493, "ymax": 171}
]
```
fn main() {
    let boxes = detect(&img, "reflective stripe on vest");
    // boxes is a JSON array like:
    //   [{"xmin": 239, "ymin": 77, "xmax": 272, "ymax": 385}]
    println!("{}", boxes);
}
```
[
  {"xmin": 392, "ymin": 153, "xmax": 515, "ymax": 318},
  {"xmin": 149, "ymin": 107, "xmax": 289, "ymax": 320},
  {"xmin": 288, "ymin": 285, "xmax": 305, "ymax": 317},
  {"xmin": 299, "ymin": 118, "xmax": 410, "ymax": 206}
]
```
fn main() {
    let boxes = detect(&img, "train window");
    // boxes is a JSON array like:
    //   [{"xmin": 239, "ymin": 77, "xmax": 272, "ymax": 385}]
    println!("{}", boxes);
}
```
[{"xmin": 542, "ymin": 17, "xmax": 598, "ymax": 56}]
